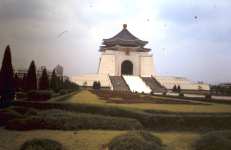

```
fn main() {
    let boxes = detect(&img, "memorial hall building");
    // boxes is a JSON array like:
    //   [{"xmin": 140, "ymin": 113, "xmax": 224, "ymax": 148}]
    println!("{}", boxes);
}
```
[{"xmin": 72, "ymin": 24, "xmax": 209, "ymax": 93}]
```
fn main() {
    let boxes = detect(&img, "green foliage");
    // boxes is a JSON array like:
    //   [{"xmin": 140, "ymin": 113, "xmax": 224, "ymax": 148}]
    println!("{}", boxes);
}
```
[
  {"xmin": 27, "ymin": 90, "xmax": 53, "ymax": 101},
  {"xmin": 0, "ymin": 45, "xmax": 15, "ymax": 103},
  {"xmin": 26, "ymin": 61, "xmax": 37, "ymax": 91},
  {"xmin": 6, "ymin": 109, "xmax": 143, "ymax": 130},
  {"xmin": 179, "ymin": 92, "xmax": 184, "ymax": 97},
  {"xmin": 93, "ymin": 81, "xmax": 101, "ymax": 90},
  {"xmin": 16, "ymin": 92, "xmax": 27, "ymax": 100},
  {"xmin": 13, "ymin": 101, "xmax": 231, "ymax": 131},
  {"xmin": 172, "ymin": 85, "xmax": 177, "ymax": 92},
  {"xmin": 0, "ymin": 107, "xmax": 23, "ymax": 126},
  {"xmin": 177, "ymin": 85, "xmax": 181, "ymax": 93},
  {"xmin": 192, "ymin": 131, "xmax": 231, "ymax": 150},
  {"xmin": 39, "ymin": 68, "xmax": 49, "ymax": 90},
  {"xmin": 20, "ymin": 138, "xmax": 63, "ymax": 150},
  {"xmin": 205, "ymin": 94, "xmax": 211, "ymax": 100},
  {"xmin": 108, "ymin": 130, "xmax": 162, "ymax": 150},
  {"xmin": 50, "ymin": 69, "xmax": 59, "ymax": 92}
]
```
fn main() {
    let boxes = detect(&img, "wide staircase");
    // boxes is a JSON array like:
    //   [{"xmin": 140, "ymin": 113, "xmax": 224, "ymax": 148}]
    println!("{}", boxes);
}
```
[
  {"xmin": 142, "ymin": 76, "xmax": 166, "ymax": 93},
  {"xmin": 109, "ymin": 76, "xmax": 130, "ymax": 92},
  {"xmin": 123, "ymin": 75, "xmax": 152, "ymax": 94}
]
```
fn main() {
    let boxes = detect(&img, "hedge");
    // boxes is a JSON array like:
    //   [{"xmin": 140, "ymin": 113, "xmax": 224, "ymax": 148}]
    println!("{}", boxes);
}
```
[
  {"xmin": 6, "ymin": 109, "xmax": 143, "ymax": 130},
  {"xmin": 12, "ymin": 101, "xmax": 231, "ymax": 131}
]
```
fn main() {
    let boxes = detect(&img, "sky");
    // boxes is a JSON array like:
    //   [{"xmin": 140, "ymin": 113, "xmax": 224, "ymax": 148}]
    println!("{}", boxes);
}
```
[{"xmin": 0, "ymin": 0, "xmax": 231, "ymax": 84}]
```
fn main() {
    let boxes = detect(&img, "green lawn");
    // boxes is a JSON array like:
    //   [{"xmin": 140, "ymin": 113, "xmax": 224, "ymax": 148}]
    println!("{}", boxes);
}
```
[
  {"xmin": 0, "ymin": 128, "xmax": 199, "ymax": 150},
  {"xmin": 60, "ymin": 90, "xmax": 231, "ymax": 113}
]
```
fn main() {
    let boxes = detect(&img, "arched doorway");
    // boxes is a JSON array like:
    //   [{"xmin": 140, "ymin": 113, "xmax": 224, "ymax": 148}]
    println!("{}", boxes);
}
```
[{"xmin": 121, "ymin": 60, "xmax": 133, "ymax": 75}]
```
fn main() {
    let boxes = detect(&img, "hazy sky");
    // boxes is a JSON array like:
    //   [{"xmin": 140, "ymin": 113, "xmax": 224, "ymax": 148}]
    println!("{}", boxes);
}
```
[{"xmin": 0, "ymin": 0, "xmax": 230, "ymax": 84}]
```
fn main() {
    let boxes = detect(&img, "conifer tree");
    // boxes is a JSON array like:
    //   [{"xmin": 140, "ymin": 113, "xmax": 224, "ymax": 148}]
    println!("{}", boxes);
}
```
[
  {"xmin": 22, "ymin": 74, "xmax": 27, "ymax": 91},
  {"xmin": 50, "ymin": 69, "xmax": 58, "ymax": 92},
  {"xmin": 0, "ymin": 45, "xmax": 15, "ymax": 103},
  {"xmin": 26, "ymin": 60, "xmax": 37, "ymax": 91},
  {"xmin": 177, "ymin": 85, "xmax": 181, "ymax": 93},
  {"xmin": 39, "ymin": 68, "xmax": 49, "ymax": 90},
  {"xmin": 14, "ymin": 73, "xmax": 21, "ymax": 91},
  {"xmin": 172, "ymin": 85, "xmax": 177, "ymax": 92}
]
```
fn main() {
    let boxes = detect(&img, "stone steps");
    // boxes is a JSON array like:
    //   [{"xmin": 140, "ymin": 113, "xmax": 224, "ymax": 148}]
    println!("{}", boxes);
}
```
[
  {"xmin": 109, "ymin": 76, "xmax": 130, "ymax": 92},
  {"xmin": 142, "ymin": 77, "xmax": 166, "ymax": 93}
]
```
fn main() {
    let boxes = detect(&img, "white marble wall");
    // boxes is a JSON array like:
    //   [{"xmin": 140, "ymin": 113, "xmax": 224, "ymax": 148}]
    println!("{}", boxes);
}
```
[
  {"xmin": 155, "ymin": 76, "xmax": 210, "ymax": 91},
  {"xmin": 98, "ymin": 48, "xmax": 154, "ymax": 77}
]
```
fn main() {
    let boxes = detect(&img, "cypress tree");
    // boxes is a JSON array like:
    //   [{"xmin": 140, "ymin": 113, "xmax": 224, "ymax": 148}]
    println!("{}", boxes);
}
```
[
  {"xmin": 22, "ymin": 74, "xmax": 27, "ymax": 91},
  {"xmin": 177, "ymin": 85, "xmax": 181, "ymax": 93},
  {"xmin": 14, "ymin": 73, "xmax": 21, "ymax": 91},
  {"xmin": 93, "ymin": 81, "xmax": 97, "ymax": 89},
  {"xmin": 26, "ymin": 60, "xmax": 37, "ymax": 91},
  {"xmin": 0, "ymin": 45, "xmax": 15, "ymax": 103},
  {"xmin": 50, "ymin": 69, "xmax": 58, "ymax": 92},
  {"xmin": 172, "ymin": 85, "xmax": 177, "ymax": 92},
  {"xmin": 39, "ymin": 68, "xmax": 49, "ymax": 90}
]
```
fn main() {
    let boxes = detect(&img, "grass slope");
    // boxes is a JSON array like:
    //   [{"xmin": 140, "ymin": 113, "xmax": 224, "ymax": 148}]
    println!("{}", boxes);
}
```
[{"xmin": 60, "ymin": 90, "xmax": 231, "ymax": 113}]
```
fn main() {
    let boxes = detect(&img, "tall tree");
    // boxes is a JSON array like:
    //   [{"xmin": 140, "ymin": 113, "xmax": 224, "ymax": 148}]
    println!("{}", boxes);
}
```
[
  {"xmin": 22, "ymin": 74, "xmax": 27, "ymax": 91},
  {"xmin": 14, "ymin": 73, "xmax": 21, "ymax": 91},
  {"xmin": 26, "ymin": 61, "xmax": 37, "ymax": 91},
  {"xmin": 39, "ymin": 68, "xmax": 49, "ymax": 90},
  {"xmin": 0, "ymin": 45, "xmax": 15, "ymax": 103},
  {"xmin": 50, "ymin": 69, "xmax": 58, "ymax": 92}
]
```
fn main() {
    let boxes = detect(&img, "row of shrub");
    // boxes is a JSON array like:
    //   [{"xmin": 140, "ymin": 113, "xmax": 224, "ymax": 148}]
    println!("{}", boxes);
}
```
[
  {"xmin": 108, "ymin": 130, "xmax": 231, "ymax": 150},
  {"xmin": 18, "ymin": 130, "xmax": 231, "ymax": 150},
  {"xmin": 16, "ymin": 89, "xmax": 77, "ymax": 101},
  {"xmin": 6, "ymin": 109, "xmax": 142, "ymax": 131},
  {"xmin": 13, "ymin": 101, "xmax": 231, "ymax": 131}
]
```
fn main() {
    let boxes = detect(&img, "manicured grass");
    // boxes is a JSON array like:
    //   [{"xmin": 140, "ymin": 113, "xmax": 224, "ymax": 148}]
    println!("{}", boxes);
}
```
[
  {"xmin": 61, "ymin": 90, "xmax": 231, "ymax": 113},
  {"xmin": 0, "ymin": 128, "xmax": 199, "ymax": 150}
]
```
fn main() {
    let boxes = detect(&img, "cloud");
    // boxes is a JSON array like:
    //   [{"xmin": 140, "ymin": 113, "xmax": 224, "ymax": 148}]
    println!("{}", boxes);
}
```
[{"xmin": 0, "ymin": 0, "xmax": 231, "ymax": 84}]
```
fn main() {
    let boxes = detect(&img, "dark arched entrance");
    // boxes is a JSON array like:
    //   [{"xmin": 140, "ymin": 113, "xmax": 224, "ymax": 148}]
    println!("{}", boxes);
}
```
[{"xmin": 121, "ymin": 60, "xmax": 133, "ymax": 75}]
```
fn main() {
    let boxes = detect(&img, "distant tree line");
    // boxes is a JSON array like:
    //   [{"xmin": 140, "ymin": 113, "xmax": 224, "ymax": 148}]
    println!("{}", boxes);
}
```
[
  {"xmin": 14, "ymin": 60, "xmax": 78, "ymax": 92},
  {"xmin": 0, "ymin": 45, "xmax": 79, "ymax": 107},
  {"xmin": 211, "ymin": 85, "xmax": 231, "ymax": 96}
]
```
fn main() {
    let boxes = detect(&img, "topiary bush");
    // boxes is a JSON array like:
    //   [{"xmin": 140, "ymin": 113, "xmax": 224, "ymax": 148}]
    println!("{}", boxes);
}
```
[
  {"xmin": 205, "ymin": 94, "xmax": 212, "ymax": 100},
  {"xmin": 16, "ymin": 92, "xmax": 27, "ymax": 100},
  {"xmin": 0, "ymin": 107, "xmax": 25, "ymax": 126},
  {"xmin": 27, "ymin": 90, "xmax": 53, "ymax": 101},
  {"xmin": 20, "ymin": 138, "xmax": 63, "ymax": 150},
  {"xmin": 179, "ymin": 92, "xmax": 184, "ymax": 97},
  {"xmin": 108, "ymin": 130, "xmax": 163, "ymax": 150},
  {"xmin": 192, "ymin": 130, "xmax": 231, "ymax": 150}
]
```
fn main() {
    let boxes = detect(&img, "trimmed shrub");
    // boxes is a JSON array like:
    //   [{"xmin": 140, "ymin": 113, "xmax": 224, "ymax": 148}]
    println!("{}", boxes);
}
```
[
  {"xmin": 205, "ymin": 94, "xmax": 212, "ymax": 100},
  {"xmin": 10, "ymin": 106, "xmax": 38, "ymax": 116},
  {"xmin": 192, "ymin": 131, "xmax": 231, "ymax": 150},
  {"xmin": 16, "ymin": 92, "xmax": 27, "ymax": 100},
  {"xmin": 59, "ymin": 89, "xmax": 67, "ymax": 95},
  {"xmin": 6, "ymin": 109, "xmax": 143, "ymax": 130},
  {"xmin": 27, "ymin": 90, "xmax": 53, "ymax": 101},
  {"xmin": 108, "ymin": 130, "xmax": 162, "ymax": 150},
  {"xmin": 179, "ymin": 93, "xmax": 184, "ymax": 97},
  {"xmin": 20, "ymin": 138, "xmax": 63, "ymax": 150},
  {"xmin": 0, "ymin": 108, "xmax": 23, "ymax": 126},
  {"xmin": 13, "ymin": 101, "xmax": 231, "ymax": 131}
]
